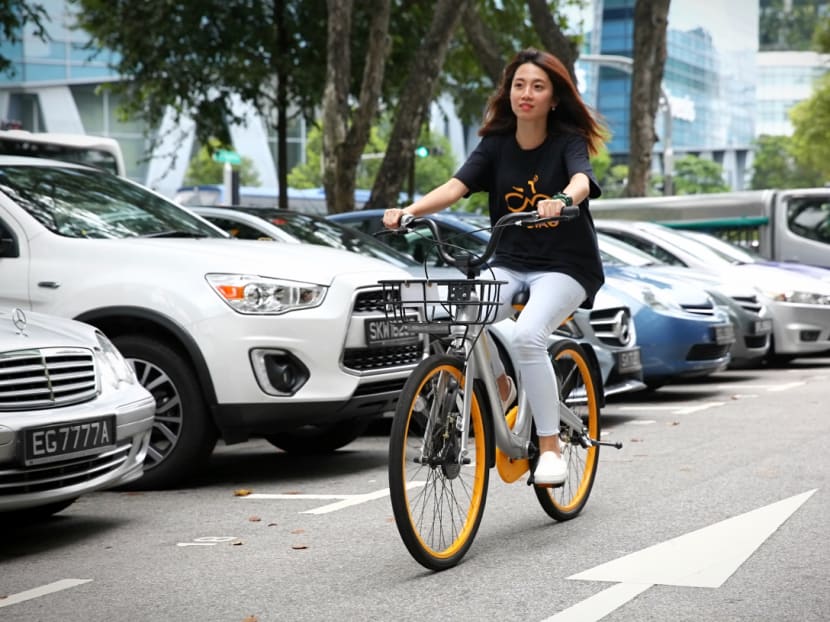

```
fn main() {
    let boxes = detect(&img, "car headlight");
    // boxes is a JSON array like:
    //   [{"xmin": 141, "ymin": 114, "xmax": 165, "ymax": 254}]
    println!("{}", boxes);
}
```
[
  {"xmin": 95, "ymin": 332, "xmax": 137, "ymax": 389},
  {"xmin": 762, "ymin": 290, "xmax": 830, "ymax": 305},
  {"xmin": 206, "ymin": 273, "xmax": 327, "ymax": 314},
  {"xmin": 641, "ymin": 286, "xmax": 682, "ymax": 311}
]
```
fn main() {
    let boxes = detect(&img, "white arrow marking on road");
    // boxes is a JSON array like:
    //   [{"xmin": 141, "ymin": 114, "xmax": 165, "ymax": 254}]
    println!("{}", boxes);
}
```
[
  {"xmin": 544, "ymin": 489, "xmax": 817, "ymax": 622},
  {"xmin": 0, "ymin": 579, "xmax": 92, "ymax": 609}
]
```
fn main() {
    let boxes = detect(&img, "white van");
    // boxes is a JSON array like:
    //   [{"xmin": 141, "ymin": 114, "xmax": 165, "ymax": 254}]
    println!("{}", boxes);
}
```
[
  {"xmin": 591, "ymin": 188, "xmax": 830, "ymax": 268},
  {"xmin": 0, "ymin": 129, "xmax": 126, "ymax": 177}
]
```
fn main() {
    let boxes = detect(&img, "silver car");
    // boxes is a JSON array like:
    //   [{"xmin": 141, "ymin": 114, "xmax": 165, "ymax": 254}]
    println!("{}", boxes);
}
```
[
  {"xmin": 0, "ymin": 308, "xmax": 155, "ymax": 521},
  {"xmin": 595, "ymin": 220, "xmax": 830, "ymax": 359}
]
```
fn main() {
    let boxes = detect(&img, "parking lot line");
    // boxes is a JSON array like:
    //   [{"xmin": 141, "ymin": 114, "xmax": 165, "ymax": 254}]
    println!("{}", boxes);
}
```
[
  {"xmin": 0, "ymin": 579, "xmax": 91, "ymax": 609},
  {"xmin": 243, "ymin": 482, "xmax": 427, "ymax": 514}
]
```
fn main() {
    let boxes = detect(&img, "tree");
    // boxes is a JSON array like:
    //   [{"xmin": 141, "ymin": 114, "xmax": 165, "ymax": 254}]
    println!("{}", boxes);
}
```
[
  {"xmin": 366, "ymin": 0, "xmax": 469, "ymax": 211},
  {"xmin": 788, "ymin": 15, "xmax": 830, "ymax": 183},
  {"xmin": 749, "ymin": 134, "xmax": 823, "ymax": 189},
  {"xmin": 72, "ymin": 1, "xmax": 329, "ymax": 208},
  {"xmin": 184, "ymin": 139, "xmax": 261, "ymax": 187},
  {"xmin": 625, "ymin": 0, "xmax": 670, "ymax": 197},
  {"xmin": 321, "ymin": 0, "xmax": 390, "ymax": 214},
  {"xmin": 0, "ymin": 1, "xmax": 48, "ymax": 77},
  {"xmin": 672, "ymin": 155, "xmax": 729, "ymax": 195}
]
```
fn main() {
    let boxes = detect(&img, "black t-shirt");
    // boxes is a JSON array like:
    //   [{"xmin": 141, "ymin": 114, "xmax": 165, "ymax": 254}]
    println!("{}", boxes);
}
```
[{"xmin": 454, "ymin": 131, "xmax": 604, "ymax": 308}]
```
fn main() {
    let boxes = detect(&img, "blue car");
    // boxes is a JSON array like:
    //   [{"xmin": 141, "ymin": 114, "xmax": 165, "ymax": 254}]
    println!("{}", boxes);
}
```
[{"xmin": 330, "ymin": 209, "xmax": 735, "ymax": 389}]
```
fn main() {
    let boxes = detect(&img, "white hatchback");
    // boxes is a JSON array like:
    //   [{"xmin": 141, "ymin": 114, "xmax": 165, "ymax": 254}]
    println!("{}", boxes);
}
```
[{"xmin": 0, "ymin": 307, "xmax": 155, "ymax": 521}]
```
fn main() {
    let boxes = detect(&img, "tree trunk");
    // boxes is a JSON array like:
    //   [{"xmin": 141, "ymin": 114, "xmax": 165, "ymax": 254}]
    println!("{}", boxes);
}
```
[
  {"xmin": 526, "ymin": 0, "xmax": 578, "ymax": 80},
  {"xmin": 462, "ymin": 5, "xmax": 504, "ymax": 85},
  {"xmin": 366, "ymin": 0, "xmax": 469, "ymax": 211},
  {"xmin": 322, "ymin": 0, "xmax": 353, "ymax": 213},
  {"xmin": 625, "ymin": 0, "xmax": 670, "ymax": 197},
  {"xmin": 322, "ymin": 0, "xmax": 391, "ymax": 214},
  {"xmin": 275, "ymin": 0, "xmax": 289, "ymax": 209}
]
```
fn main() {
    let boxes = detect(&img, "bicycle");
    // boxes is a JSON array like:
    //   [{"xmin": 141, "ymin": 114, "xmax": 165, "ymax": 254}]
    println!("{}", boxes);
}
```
[{"xmin": 379, "ymin": 209, "xmax": 622, "ymax": 571}]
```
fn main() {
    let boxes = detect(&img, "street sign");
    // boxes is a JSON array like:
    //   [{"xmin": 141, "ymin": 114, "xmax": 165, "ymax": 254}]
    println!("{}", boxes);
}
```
[{"xmin": 212, "ymin": 149, "xmax": 241, "ymax": 166}]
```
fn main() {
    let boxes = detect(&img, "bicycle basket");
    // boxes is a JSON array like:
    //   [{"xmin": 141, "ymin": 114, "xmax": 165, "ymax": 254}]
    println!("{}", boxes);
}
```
[{"xmin": 379, "ymin": 279, "xmax": 505, "ymax": 332}]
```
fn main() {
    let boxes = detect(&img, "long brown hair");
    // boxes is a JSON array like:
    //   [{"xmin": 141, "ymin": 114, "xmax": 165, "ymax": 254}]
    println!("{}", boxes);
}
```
[{"xmin": 479, "ymin": 48, "xmax": 606, "ymax": 156}]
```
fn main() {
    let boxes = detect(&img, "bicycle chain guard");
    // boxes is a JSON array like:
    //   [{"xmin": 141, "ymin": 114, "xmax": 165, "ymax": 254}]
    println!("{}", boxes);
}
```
[{"xmin": 495, "ymin": 405, "xmax": 530, "ymax": 482}]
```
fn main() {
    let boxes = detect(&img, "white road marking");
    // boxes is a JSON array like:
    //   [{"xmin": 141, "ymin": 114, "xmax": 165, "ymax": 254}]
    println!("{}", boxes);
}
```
[
  {"xmin": 0, "ymin": 579, "xmax": 91, "ymax": 609},
  {"xmin": 544, "ymin": 489, "xmax": 817, "ymax": 622},
  {"xmin": 243, "ymin": 482, "xmax": 426, "ymax": 514}
]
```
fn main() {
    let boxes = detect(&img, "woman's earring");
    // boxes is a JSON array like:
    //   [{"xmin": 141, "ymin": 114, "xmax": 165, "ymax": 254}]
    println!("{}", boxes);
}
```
[{"xmin": 551, "ymin": 105, "xmax": 557, "ymax": 111}]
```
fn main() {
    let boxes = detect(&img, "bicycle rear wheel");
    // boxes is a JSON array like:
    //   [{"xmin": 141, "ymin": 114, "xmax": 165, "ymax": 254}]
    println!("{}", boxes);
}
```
[
  {"xmin": 388, "ymin": 354, "xmax": 490, "ymax": 570},
  {"xmin": 535, "ymin": 340, "xmax": 601, "ymax": 521}
]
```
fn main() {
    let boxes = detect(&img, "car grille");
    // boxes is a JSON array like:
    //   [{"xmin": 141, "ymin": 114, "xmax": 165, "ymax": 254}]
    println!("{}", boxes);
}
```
[
  {"xmin": 681, "ymin": 302, "xmax": 716, "ymax": 316},
  {"xmin": 0, "ymin": 443, "xmax": 130, "ymax": 496},
  {"xmin": 731, "ymin": 295, "xmax": 763, "ymax": 314},
  {"xmin": 344, "ymin": 288, "xmax": 424, "ymax": 372},
  {"xmin": 0, "ymin": 347, "xmax": 98, "ymax": 411},
  {"xmin": 686, "ymin": 343, "xmax": 731, "ymax": 361},
  {"xmin": 589, "ymin": 307, "xmax": 633, "ymax": 347}
]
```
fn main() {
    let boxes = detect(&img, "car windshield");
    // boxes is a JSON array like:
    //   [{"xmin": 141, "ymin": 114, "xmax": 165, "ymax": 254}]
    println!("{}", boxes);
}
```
[
  {"xmin": 239, "ymin": 208, "xmax": 417, "ymax": 268},
  {"xmin": 647, "ymin": 226, "xmax": 735, "ymax": 266},
  {"xmin": 598, "ymin": 233, "xmax": 665, "ymax": 267},
  {"xmin": 677, "ymin": 230, "xmax": 760, "ymax": 264},
  {"xmin": 0, "ymin": 164, "xmax": 224, "ymax": 239}
]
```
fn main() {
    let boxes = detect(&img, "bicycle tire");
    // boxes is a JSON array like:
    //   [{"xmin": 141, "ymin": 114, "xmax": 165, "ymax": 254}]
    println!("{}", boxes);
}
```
[
  {"xmin": 388, "ymin": 353, "xmax": 490, "ymax": 570},
  {"xmin": 535, "ymin": 339, "xmax": 601, "ymax": 521}
]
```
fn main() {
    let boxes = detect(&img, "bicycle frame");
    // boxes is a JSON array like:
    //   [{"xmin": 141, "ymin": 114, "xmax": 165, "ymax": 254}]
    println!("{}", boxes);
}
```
[{"xmin": 451, "ymin": 301, "xmax": 589, "ymax": 465}]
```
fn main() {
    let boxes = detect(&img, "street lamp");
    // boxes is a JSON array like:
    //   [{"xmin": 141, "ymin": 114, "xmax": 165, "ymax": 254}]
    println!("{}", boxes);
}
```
[{"xmin": 579, "ymin": 54, "xmax": 673, "ymax": 196}]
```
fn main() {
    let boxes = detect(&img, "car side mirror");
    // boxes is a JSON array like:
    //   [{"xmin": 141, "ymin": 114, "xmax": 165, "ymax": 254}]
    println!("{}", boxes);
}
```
[{"xmin": 0, "ymin": 233, "xmax": 19, "ymax": 258}]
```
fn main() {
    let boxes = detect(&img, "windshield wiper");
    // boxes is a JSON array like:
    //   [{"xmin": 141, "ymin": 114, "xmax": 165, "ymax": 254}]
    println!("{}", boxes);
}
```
[{"xmin": 138, "ymin": 230, "xmax": 208, "ymax": 238}]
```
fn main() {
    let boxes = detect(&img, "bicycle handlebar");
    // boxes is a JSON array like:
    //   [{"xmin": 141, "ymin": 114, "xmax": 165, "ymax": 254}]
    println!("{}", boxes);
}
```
[{"xmin": 395, "ymin": 206, "xmax": 580, "ymax": 275}]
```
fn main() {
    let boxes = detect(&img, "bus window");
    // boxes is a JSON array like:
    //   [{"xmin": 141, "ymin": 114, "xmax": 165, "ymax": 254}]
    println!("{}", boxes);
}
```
[{"xmin": 0, "ymin": 130, "xmax": 126, "ymax": 177}]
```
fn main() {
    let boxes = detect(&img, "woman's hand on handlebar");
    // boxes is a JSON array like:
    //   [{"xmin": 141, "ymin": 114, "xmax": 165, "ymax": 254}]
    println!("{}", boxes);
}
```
[
  {"xmin": 536, "ymin": 196, "xmax": 569, "ymax": 218},
  {"xmin": 383, "ymin": 208, "xmax": 408, "ymax": 230}
]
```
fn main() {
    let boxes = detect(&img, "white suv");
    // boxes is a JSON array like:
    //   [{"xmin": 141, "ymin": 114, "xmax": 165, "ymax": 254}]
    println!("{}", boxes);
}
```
[{"xmin": 0, "ymin": 157, "xmax": 424, "ymax": 488}]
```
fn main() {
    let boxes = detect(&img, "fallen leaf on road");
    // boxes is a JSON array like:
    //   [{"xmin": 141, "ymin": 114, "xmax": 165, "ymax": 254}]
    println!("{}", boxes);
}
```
[
  {"xmin": 248, "ymin": 516, "xmax": 261, "ymax": 522},
  {"xmin": 233, "ymin": 489, "xmax": 252, "ymax": 497},
  {"xmin": 242, "ymin": 616, "xmax": 258, "ymax": 622},
  {"xmin": 291, "ymin": 544, "xmax": 309, "ymax": 550},
  {"xmin": 232, "ymin": 540, "xmax": 244, "ymax": 546},
  {"xmin": 290, "ymin": 528, "xmax": 305, "ymax": 535}
]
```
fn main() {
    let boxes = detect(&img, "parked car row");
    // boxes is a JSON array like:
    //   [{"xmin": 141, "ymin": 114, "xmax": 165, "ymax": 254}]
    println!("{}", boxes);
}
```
[
  {"xmin": 3, "ymin": 153, "xmax": 828, "ymax": 513},
  {"xmin": 329, "ymin": 209, "xmax": 788, "ymax": 388},
  {"xmin": 193, "ymin": 206, "xmax": 647, "ymax": 400},
  {"xmin": 0, "ymin": 156, "xmax": 426, "ymax": 495}
]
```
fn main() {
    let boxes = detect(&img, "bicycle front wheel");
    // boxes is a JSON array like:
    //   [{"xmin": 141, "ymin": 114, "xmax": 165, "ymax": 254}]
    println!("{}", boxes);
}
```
[
  {"xmin": 388, "ymin": 354, "xmax": 490, "ymax": 571},
  {"xmin": 535, "ymin": 340, "xmax": 601, "ymax": 521}
]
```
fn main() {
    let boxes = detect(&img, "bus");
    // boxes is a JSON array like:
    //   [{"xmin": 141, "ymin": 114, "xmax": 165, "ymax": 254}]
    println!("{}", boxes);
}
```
[
  {"xmin": 590, "ymin": 188, "xmax": 830, "ymax": 268},
  {"xmin": 173, "ymin": 185, "xmax": 380, "ymax": 215},
  {"xmin": 0, "ymin": 130, "xmax": 126, "ymax": 177}
]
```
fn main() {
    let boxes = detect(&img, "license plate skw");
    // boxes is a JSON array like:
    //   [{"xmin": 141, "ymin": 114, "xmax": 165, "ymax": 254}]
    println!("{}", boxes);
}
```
[{"xmin": 365, "ymin": 318, "xmax": 419, "ymax": 347}]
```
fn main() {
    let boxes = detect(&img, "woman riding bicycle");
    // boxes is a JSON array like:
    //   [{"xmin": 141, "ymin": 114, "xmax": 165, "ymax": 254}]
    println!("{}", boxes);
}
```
[{"xmin": 383, "ymin": 47, "xmax": 607, "ymax": 485}]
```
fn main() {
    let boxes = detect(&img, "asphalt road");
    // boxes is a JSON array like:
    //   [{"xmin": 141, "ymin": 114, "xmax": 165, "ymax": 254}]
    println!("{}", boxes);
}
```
[{"xmin": 2, "ymin": 357, "xmax": 829, "ymax": 622}]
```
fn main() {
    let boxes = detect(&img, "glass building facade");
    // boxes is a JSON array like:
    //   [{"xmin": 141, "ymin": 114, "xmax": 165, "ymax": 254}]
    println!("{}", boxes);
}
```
[{"xmin": 576, "ymin": 0, "xmax": 759, "ymax": 189}]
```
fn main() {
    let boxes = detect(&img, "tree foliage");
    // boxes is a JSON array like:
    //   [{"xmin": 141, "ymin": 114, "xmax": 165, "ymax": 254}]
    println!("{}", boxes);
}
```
[
  {"xmin": 749, "ymin": 134, "xmax": 823, "ymax": 189},
  {"xmin": 672, "ymin": 155, "xmax": 729, "ymax": 195},
  {"xmin": 184, "ymin": 139, "xmax": 261, "ymax": 187},
  {"xmin": 760, "ymin": 0, "xmax": 828, "ymax": 51}
]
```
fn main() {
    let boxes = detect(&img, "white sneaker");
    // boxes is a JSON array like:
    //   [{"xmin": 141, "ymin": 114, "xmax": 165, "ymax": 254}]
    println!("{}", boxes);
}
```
[
  {"xmin": 534, "ymin": 451, "xmax": 567, "ymax": 485},
  {"xmin": 500, "ymin": 376, "xmax": 517, "ymax": 413}
]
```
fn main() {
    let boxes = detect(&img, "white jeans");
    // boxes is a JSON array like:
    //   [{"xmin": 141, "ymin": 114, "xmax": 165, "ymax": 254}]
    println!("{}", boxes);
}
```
[{"xmin": 486, "ymin": 267, "xmax": 587, "ymax": 436}]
